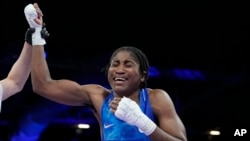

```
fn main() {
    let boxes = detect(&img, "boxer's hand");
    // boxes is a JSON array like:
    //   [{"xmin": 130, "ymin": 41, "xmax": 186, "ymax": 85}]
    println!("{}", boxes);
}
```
[
  {"xmin": 24, "ymin": 3, "xmax": 42, "ymax": 28},
  {"xmin": 24, "ymin": 3, "xmax": 46, "ymax": 45},
  {"xmin": 110, "ymin": 97, "xmax": 156, "ymax": 135},
  {"xmin": 25, "ymin": 28, "xmax": 35, "ymax": 45},
  {"xmin": 25, "ymin": 26, "xmax": 50, "ymax": 45},
  {"xmin": 41, "ymin": 25, "xmax": 50, "ymax": 40}
]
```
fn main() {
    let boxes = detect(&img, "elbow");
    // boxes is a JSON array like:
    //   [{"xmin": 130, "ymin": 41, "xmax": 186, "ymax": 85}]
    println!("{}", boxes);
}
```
[
  {"xmin": 32, "ymin": 82, "xmax": 48, "ymax": 95},
  {"xmin": 181, "ymin": 137, "xmax": 187, "ymax": 141},
  {"xmin": 32, "ymin": 84, "xmax": 43, "ymax": 94},
  {"xmin": 14, "ymin": 82, "xmax": 25, "ymax": 93},
  {"xmin": 31, "ymin": 79, "xmax": 48, "ymax": 95}
]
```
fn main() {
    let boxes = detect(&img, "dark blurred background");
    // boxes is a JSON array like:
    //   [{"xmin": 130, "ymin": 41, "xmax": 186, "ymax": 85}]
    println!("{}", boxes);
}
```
[{"xmin": 1, "ymin": 0, "xmax": 249, "ymax": 141}]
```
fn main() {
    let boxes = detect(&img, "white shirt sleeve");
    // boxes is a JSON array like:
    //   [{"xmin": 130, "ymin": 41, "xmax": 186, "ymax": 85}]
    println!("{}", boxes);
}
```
[{"xmin": 0, "ymin": 83, "xmax": 3, "ymax": 112}]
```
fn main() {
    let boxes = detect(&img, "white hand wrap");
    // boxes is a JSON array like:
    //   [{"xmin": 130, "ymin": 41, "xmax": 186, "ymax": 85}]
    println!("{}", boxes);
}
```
[
  {"xmin": 115, "ymin": 97, "xmax": 156, "ymax": 135},
  {"xmin": 32, "ymin": 27, "xmax": 46, "ymax": 45},
  {"xmin": 24, "ymin": 4, "xmax": 46, "ymax": 45},
  {"xmin": 24, "ymin": 4, "xmax": 40, "ymax": 28}
]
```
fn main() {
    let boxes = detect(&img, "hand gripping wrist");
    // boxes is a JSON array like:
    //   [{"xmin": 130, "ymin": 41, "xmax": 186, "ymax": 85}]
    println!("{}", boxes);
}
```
[
  {"xmin": 24, "ymin": 4, "xmax": 40, "ymax": 28},
  {"xmin": 115, "ymin": 97, "xmax": 156, "ymax": 135},
  {"xmin": 25, "ymin": 28, "xmax": 35, "ymax": 45},
  {"xmin": 32, "ymin": 27, "xmax": 46, "ymax": 46}
]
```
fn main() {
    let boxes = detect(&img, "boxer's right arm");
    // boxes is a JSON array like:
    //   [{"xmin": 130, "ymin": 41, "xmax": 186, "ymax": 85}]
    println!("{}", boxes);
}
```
[{"xmin": 27, "ymin": 3, "xmax": 98, "ymax": 106}]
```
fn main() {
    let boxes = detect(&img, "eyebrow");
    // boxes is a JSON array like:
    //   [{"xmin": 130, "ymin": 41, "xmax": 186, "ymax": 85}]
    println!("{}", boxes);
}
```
[{"xmin": 111, "ymin": 59, "xmax": 138, "ymax": 65}]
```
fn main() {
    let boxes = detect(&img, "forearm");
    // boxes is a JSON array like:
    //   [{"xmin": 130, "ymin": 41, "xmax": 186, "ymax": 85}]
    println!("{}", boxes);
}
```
[
  {"xmin": 31, "ymin": 45, "xmax": 52, "ymax": 92},
  {"xmin": 149, "ymin": 127, "xmax": 187, "ymax": 141},
  {"xmin": 2, "ymin": 43, "xmax": 32, "ymax": 100},
  {"xmin": 8, "ymin": 42, "xmax": 32, "ymax": 84},
  {"xmin": 25, "ymin": 3, "xmax": 50, "ymax": 93}
]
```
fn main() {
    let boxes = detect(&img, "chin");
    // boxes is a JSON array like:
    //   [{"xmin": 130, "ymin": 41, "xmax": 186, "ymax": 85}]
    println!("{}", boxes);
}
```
[{"xmin": 112, "ymin": 85, "xmax": 127, "ymax": 93}]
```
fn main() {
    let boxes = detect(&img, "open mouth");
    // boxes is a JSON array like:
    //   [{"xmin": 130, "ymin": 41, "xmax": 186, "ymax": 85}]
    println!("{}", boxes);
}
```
[{"xmin": 114, "ymin": 77, "xmax": 126, "ymax": 81}]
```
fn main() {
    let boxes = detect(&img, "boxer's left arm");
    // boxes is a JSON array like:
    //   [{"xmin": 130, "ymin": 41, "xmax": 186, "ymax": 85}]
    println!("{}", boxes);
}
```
[
  {"xmin": 109, "ymin": 89, "xmax": 187, "ymax": 141},
  {"xmin": 110, "ymin": 97, "xmax": 156, "ymax": 136}
]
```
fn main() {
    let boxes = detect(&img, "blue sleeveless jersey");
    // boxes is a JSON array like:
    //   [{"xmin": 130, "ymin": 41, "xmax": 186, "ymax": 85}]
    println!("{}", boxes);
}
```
[{"xmin": 101, "ymin": 88, "xmax": 154, "ymax": 141}]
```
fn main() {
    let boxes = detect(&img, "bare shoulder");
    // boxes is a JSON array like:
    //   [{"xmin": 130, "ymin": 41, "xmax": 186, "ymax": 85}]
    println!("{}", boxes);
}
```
[
  {"xmin": 147, "ymin": 88, "xmax": 172, "ymax": 103},
  {"xmin": 147, "ymin": 88, "xmax": 176, "ymax": 114}
]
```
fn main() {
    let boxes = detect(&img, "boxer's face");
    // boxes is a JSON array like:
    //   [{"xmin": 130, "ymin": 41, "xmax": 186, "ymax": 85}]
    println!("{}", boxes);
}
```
[{"xmin": 108, "ymin": 50, "xmax": 143, "ymax": 94}]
